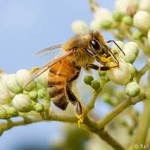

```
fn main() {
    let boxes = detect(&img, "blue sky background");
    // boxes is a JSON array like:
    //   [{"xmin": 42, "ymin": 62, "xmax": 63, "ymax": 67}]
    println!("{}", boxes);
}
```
[
  {"xmin": 0, "ymin": 1, "xmax": 143, "ymax": 150},
  {"xmin": 0, "ymin": 0, "xmax": 114, "ymax": 73}
]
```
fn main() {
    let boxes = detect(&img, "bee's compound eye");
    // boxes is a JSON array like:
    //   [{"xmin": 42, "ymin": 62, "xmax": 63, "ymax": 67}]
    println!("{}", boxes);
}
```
[{"xmin": 90, "ymin": 38, "xmax": 100, "ymax": 50}]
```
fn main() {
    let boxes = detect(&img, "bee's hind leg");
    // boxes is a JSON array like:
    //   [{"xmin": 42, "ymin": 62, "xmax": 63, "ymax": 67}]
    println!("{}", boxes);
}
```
[{"xmin": 66, "ymin": 85, "xmax": 83, "ymax": 115}]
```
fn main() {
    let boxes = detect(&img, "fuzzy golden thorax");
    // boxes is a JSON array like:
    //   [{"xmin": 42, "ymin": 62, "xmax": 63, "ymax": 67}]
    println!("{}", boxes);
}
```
[{"xmin": 62, "ymin": 32, "xmax": 118, "ymax": 68}]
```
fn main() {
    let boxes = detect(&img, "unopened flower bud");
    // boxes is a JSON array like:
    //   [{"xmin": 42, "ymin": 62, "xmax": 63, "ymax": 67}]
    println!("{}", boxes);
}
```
[
  {"xmin": 90, "ymin": 20, "xmax": 101, "ymax": 31},
  {"xmin": 0, "ymin": 83, "xmax": 12, "ymax": 104},
  {"xmin": 91, "ymin": 80, "xmax": 100, "ymax": 90},
  {"xmin": 125, "ymin": 42, "xmax": 139, "ymax": 55},
  {"xmin": 38, "ymin": 88, "xmax": 47, "ymax": 99},
  {"xmin": 133, "ymin": 11, "xmax": 150, "ymax": 32},
  {"xmin": 132, "ymin": 30, "xmax": 143, "ymax": 40},
  {"xmin": 7, "ymin": 107, "xmax": 18, "ymax": 117},
  {"xmin": 72, "ymin": 20, "xmax": 89, "ymax": 35},
  {"xmin": 5, "ymin": 74, "xmax": 22, "ymax": 94},
  {"xmin": 119, "ymin": 42, "xmax": 139, "ymax": 63},
  {"xmin": 107, "ymin": 61, "xmax": 131, "ymax": 85},
  {"xmin": 16, "ymin": 69, "xmax": 36, "ymax": 91},
  {"xmin": 28, "ymin": 91, "xmax": 37, "ymax": 100},
  {"xmin": 84, "ymin": 75, "xmax": 94, "ymax": 85},
  {"xmin": 113, "ymin": 11, "xmax": 125, "ymax": 22},
  {"xmin": 119, "ymin": 48, "xmax": 136, "ymax": 63},
  {"xmin": 125, "ymin": 82, "xmax": 140, "ymax": 97},
  {"xmin": 37, "ymin": 70, "xmax": 48, "ymax": 87},
  {"xmin": 122, "ymin": 16, "xmax": 133, "ymax": 26},
  {"xmin": 115, "ymin": 0, "xmax": 139, "ymax": 14},
  {"xmin": 94, "ymin": 8, "xmax": 113, "ymax": 22},
  {"xmin": 34, "ymin": 103, "xmax": 44, "ymax": 112},
  {"xmin": 0, "ymin": 105, "xmax": 7, "ymax": 119},
  {"xmin": 101, "ymin": 20, "xmax": 112, "ymax": 29},
  {"xmin": 127, "ymin": 63, "xmax": 136, "ymax": 78},
  {"xmin": 12, "ymin": 94, "xmax": 33, "ymax": 112},
  {"xmin": 139, "ymin": 0, "xmax": 150, "ymax": 12},
  {"xmin": 98, "ymin": 70, "xmax": 106, "ymax": 77}
]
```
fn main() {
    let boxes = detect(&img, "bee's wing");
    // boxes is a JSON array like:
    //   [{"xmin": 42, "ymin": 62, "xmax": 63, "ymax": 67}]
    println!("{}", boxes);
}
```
[
  {"xmin": 35, "ymin": 44, "xmax": 62, "ymax": 55},
  {"xmin": 23, "ymin": 50, "xmax": 75, "ymax": 88}
]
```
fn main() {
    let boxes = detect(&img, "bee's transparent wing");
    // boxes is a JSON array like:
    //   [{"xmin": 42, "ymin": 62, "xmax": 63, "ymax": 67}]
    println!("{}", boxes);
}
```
[
  {"xmin": 23, "ymin": 50, "xmax": 75, "ymax": 88},
  {"xmin": 35, "ymin": 44, "xmax": 63, "ymax": 62},
  {"xmin": 35, "ymin": 44, "xmax": 62, "ymax": 55}
]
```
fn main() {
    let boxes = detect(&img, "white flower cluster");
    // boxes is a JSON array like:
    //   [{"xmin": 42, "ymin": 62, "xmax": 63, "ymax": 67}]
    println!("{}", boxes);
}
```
[
  {"xmin": 107, "ymin": 41, "xmax": 138, "ymax": 85},
  {"xmin": 71, "ymin": 0, "xmax": 149, "ymax": 98},
  {"xmin": 0, "ymin": 69, "xmax": 48, "ymax": 119},
  {"xmin": 105, "ymin": 39, "xmax": 141, "ymax": 97}
]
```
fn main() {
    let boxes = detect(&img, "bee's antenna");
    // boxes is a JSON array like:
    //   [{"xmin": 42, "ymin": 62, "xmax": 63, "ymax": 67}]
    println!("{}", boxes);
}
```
[{"xmin": 107, "ymin": 40, "xmax": 125, "ymax": 56}]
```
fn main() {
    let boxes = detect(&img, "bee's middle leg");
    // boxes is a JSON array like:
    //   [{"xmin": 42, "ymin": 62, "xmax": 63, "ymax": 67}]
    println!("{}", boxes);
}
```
[{"xmin": 86, "ymin": 64, "xmax": 110, "ymax": 71}]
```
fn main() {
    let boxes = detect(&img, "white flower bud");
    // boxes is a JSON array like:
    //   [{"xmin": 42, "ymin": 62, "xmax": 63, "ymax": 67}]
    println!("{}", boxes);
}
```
[
  {"xmin": 107, "ymin": 61, "xmax": 131, "ymax": 85},
  {"xmin": 124, "ymin": 42, "xmax": 139, "ymax": 56},
  {"xmin": 90, "ymin": 20, "xmax": 101, "ymax": 31},
  {"xmin": 72, "ymin": 20, "xmax": 88, "ymax": 35},
  {"xmin": 111, "ymin": 41, "xmax": 124, "ymax": 54},
  {"xmin": 4, "ymin": 74, "xmax": 22, "ymax": 94},
  {"xmin": 92, "ymin": 8, "xmax": 114, "ymax": 30},
  {"xmin": 16, "ymin": 69, "xmax": 36, "ymax": 91},
  {"xmin": 119, "ymin": 48, "xmax": 136, "ymax": 63},
  {"xmin": 125, "ymin": 82, "xmax": 140, "ymax": 97},
  {"xmin": 133, "ymin": 11, "xmax": 150, "ymax": 32},
  {"xmin": 0, "ymin": 105, "xmax": 7, "ymax": 119},
  {"xmin": 148, "ymin": 30, "xmax": 150, "ymax": 46},
  {"xmin": 0, "ymin": 82, "xmax": 12, "ymax": 104},
  {"xmin": 12, "ymin": 94, "xmax": 33, "ymax": 112},
  {"xmin": 115, "ymin": 0, "xmax": 139, "ymax": 13},
  {"xmin": 119, "ymin": 42, "xmax": 139, "ymax": 63},
  {"xmin": 94, "ymin": 8, "xmax": 113, "ymax": 22},
  {"xmin": 37, "ymin": 70, "xmax": 48, "ymax": 87},
  {"xmin": 139, "ymin": 0, "xmax": 150, "ymax": 12},
  {"xmin": 127, "ymin": 63, "xmax": 136, "ymax": 78}
]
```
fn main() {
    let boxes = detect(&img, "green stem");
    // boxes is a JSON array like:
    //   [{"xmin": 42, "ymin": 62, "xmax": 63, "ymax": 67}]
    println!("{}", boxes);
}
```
[
  {"xmin": 97, "ymin": 98, "xmax": 131, "ymax": 129},
  {"xmin": 97, "ymin": 96, "xmax": 146, "ymax": 129},
  {"xmin": 44, "ymin": 98, "xmax": 50, "ymax": 119},
  {"xmin": 133, "ymin": 99, "xmax": 150, "ymax": 147},
  {"xmin": 84, "ymin": 89, "xmax": 101, "ymax": 116},
  {"xmin": 49, "ymin": 112, "xmax": 77, "ymax": 123},
  {"xmin": 109, "ymin": 30, "xmax": 124, "ymax": 40},
  {"xmin": 1, "ymin": 117, "xmax": 42, "ymax": 132},
  {"xmin": 84, "ymin": 116, "xmax": 125, "ymax": 150},
  {"xmin": 136, "ymin": 63, "xmax": 150, "ymax": 82},
  {"xmin": 97, "ymin": 130, "xmax": 125, "ymax": 150}
]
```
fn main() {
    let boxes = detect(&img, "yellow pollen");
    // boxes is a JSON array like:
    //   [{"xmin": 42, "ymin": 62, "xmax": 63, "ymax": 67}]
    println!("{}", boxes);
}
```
[
  {"xmin": 76, "ymin": 114, "xmax": 84, "ymax": 127},
  {"xmin": 29, "ymin": 67, "xmax": 40, "ymax": 73},
  {"xmin": 100, "ymin": 57, "xmax": 107, "ymax": 62}
]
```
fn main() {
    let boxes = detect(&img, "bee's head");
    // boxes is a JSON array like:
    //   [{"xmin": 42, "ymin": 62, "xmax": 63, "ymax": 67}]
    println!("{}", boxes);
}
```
[{"xmin": 86, "ymin": 32, "xmax": 119, "ymax": 68}]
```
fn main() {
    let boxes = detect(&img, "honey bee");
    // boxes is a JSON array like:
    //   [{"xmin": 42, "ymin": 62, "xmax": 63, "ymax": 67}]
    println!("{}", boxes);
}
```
[{"xmin": 25, "ymin": 31, "xmax": 124, "ymax": 121}]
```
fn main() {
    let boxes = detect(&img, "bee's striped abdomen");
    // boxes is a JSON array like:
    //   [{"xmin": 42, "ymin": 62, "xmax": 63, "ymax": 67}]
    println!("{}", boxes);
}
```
[{"xmin": 48, "ymin": 59, "xmax": 77, "ymax": 110}]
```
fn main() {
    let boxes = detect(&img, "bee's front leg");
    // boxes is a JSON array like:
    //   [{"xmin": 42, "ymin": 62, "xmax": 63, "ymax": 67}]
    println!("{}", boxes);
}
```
[{"xmin": 86, "ymin": 64, "xmax": 110, "ymax": 71}]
